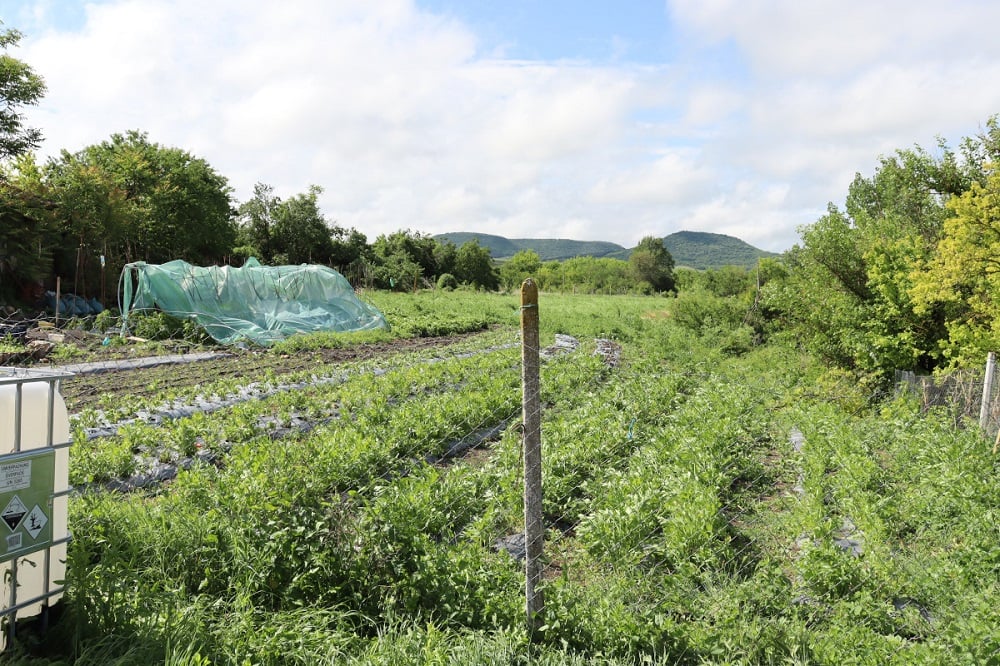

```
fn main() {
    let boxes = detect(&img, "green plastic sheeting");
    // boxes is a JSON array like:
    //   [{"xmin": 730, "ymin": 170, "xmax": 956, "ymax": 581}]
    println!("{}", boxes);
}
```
[{"xmin": 119, "ymin": 258, "xmax": 388, "ymax": 346}]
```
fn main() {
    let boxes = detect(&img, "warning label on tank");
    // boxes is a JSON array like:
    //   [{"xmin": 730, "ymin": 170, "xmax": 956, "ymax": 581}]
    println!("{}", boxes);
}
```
[
  {"xmin": 0, "ymin": 449, "xmax": 56, "ymax": 561},
  {"xmin": 1, "ymin": 495, "xmax": 26, "ymax": 532},
  {"xmin": 24, "ymin": 505, "xmax": 47, "ymax": 540},
  {"xmin": 0, "ymin": 460, "xmax": 31, "ymax": 493}
]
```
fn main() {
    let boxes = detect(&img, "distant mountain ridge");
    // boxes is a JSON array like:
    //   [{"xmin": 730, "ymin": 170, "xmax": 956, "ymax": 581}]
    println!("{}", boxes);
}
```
[
  {"xmin": 435, "ymin": 232, "xmax": 625, "ymax": 262},
  {"xmin": 434, "ymin": 230, "xmax": 778, "ymax": 270},
  {"xmin": 656, "ymin": 231, "xmax": 780, "ymax": 269}
]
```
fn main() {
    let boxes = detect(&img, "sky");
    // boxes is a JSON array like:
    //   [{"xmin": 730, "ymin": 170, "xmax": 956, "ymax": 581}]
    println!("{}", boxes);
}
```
[{"xmin": 6, "ymin": 1, "xmax": 1000, "ymax": 253}]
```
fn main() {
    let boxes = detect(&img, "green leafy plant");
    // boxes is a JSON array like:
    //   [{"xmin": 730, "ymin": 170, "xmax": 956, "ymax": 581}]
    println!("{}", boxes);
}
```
[{"xmin": 436, "ymin": 273, "xmax": 458, "ymax": 291}]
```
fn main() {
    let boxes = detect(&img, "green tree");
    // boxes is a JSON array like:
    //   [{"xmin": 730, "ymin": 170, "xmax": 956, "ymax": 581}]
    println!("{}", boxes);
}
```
[
  {"xmin": 629, "ymin": 236, "xmax": 676, "ymax": 293},
  {"xmin": 499, "ymin": 249, "xmax": 541, "ymax": 291},
  {"xmin": 518, "ymin": 256, "xmax": 636, "ymax": 294},
  {"xmin": 236, "ymin": 182, "xmax": 281, "ymax": 260},
  {"xmin": 45, "ymin": 131, "xmax": 236, "ymax": 270},
  {"xmin": 0, "ymin": 25, "xmax": 50, "ymax": 297},
  {"xmin": 0, "ymin": 157, "xmax": 58, "ymax": 296},
  {"xmin": 396, "ymin": 231, "xmax": 440, "ymax": 277},
  {"xmin": 0, "ymin": 26, "xmax": 46, "ymax": 161},
  {"xmin": 236, "ymin": 183, "xmax": 367, "ymax": 268},
  {"xmin": 767, "ymin": 138, "xmax": 984, "ymax": 378},
  {"xmin": 329, "ymin": 227, "xmax": 368, "ymax": 271},
  {"xmin": 433, "ymin": 240, "xmax": 457, "ymax": 278},
  {"xmin": 536, "ymin": 260, "xmax": 564, "ymax": 292},
  {"xmin": 911, "ymin": 168, "xmax": 1000, "ymax": 367},
  {"xmin": 373, "ymin": 251, "xmax": 423, "ymax": 291},
  {"xmin": 371, "ymin": 230, "xmax": 443, "ymax": 289},
  {"xmin": 675, "ymin": 265, "xmax": 755, "ymax": 297},
  {"xmin": 270, "ymin": 185, "xmax": 334, "ymax": 265},
  {"xmin": 558, "ymin": 257, "xmax": 595, "ymax": 291},
  {"xmin": 454, "ymin": 240, "xmax": 499, "ymax": 290}
]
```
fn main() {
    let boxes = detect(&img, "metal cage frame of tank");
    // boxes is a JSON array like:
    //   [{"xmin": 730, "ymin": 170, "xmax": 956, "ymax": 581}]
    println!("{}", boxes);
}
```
[{"xmin": 0, "ymin": 367, "xmax": 74, "ymax": 647}]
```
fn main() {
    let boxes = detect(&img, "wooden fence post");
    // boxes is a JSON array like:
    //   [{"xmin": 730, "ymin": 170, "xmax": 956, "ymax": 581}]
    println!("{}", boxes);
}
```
[
  {"xmin": 520, "ymin": 278, "xmax": 544, "ymax": 632},
  {"xmin": 54, "ymin": 277, "xmax": 61, "ymax": 327},
  {"xmin": 982, "ymin": 351, "xmax": 996, "ymax": 438}
]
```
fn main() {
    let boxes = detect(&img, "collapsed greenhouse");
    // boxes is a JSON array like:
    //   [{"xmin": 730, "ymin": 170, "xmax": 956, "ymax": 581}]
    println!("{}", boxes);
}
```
[{"xmin": 119, "ymin": 258, "xmax": 388, "ymax": 346}]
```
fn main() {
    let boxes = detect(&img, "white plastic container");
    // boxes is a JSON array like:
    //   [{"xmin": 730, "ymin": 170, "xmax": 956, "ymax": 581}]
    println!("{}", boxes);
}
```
[{"xmin": 0, "ymin": 368, "xmax": 72, "ymax": 647}]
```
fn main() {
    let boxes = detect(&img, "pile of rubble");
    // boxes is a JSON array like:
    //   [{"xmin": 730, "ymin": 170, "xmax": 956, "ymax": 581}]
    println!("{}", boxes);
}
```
[{"xmin": 0, "ymin": 308, "xmax": 89, "ymax": 364}]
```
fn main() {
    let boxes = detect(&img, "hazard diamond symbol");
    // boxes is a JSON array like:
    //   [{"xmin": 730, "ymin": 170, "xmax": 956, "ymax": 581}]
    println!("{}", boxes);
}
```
[
  {"xmin": 1, "ymin": 496, "xmax": 26, "ymax": 532},
  {"xmin": 24, "ymin": 505, "xmax": 47, "ymax": 540}
]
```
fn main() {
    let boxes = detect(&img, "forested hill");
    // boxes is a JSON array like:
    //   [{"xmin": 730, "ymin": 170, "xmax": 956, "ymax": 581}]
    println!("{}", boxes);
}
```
[
  {"xmin": 660, "ymin": 231, "xmax": 779, "ymax": 269},
  {"xmin": 434, "ymin": 232, "xmax": 627, "ymax": 262},
  {"xmin": 434, "ymin": 230, "xmax": 778, "ymax": 269}
]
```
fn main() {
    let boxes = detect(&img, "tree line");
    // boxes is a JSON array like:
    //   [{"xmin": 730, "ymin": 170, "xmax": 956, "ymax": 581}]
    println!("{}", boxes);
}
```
[
  {"xmin": 655, "ymin": 118, "xmax": 1000, "ymax": 383},
  {"xmin": 0, "ymin": 129, "xmax": 505, "ymax": 300},
  {"xmin": 10, "ymin": 20, "xmax": 1000, "ymax": 384},
  {"xmin": 757, "ymin": 117, "xmax": 1000, "ymax": 381},
  {"xmin": 0, "ymin": 24, "xmax": 676, "ymax": 303},
  {"xmin": 0, "ymin": 127, "xmax": 676, "ymax": 300}
]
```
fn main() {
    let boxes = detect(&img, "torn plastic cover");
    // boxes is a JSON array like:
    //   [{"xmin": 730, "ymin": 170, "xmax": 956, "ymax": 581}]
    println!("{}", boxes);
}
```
[{"xmin": 119, "ymin": 258, "xmax": 388, "ymax": 346}]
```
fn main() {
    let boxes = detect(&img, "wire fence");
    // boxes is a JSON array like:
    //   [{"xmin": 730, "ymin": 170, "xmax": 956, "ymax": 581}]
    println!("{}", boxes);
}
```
[
  {"xmin": 2, "ymin": 295, "xmax": 1000, "ymax": 662},
  {"xmin": 895, "ymin": 357, "xmax": 1000, "ymax": 441}
]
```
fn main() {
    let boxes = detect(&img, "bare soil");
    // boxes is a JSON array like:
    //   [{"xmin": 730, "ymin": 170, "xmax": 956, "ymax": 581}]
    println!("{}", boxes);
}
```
[{"xmin": 57, "ymin": 331, "xmax": 490, "ymax": 412}]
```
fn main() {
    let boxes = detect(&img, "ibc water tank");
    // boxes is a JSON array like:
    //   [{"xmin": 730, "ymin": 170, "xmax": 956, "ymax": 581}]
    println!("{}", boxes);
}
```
[{"xmin": 0, "ymin": 368, "xmax": 73, "ymax": 647}]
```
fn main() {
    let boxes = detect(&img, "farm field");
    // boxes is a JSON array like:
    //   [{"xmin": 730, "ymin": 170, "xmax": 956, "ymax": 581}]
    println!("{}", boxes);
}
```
[{"xmin": 9, "ymin": 290, "xmax": 1000, "ymax": 664}]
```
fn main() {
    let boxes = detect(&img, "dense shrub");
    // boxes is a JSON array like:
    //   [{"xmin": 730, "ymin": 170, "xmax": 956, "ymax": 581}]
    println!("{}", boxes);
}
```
[
  {"xmin": 671, "ymin": 289, "xmax": 747, "ymax": 334},
  {"xmin": 437, "ymin": 273, "xmax": 458, "ymax": 291}
]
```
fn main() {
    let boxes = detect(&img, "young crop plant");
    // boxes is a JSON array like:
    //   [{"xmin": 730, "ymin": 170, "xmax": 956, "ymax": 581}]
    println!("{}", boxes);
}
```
[
  {"xmin": 66, "ymin": 327, "xmax": 517, "ymax": 430},
  {"xmin": 270, "ymin": 328, "xmax": 396, "ymax": 353},
  {"xmin": 68, "ymin": 429, "xmax": 138, "ymax": 486},
  {"xmin": 352, "ymin": 465, "xmax": 524, "ymax": 629},
  {"xmin": 29, "ymin": 288, "xmax": 1000, "ymax": 664},
  {"xmin": 66, "ymin": 336, "xmax": 523, "ymax": 484}
]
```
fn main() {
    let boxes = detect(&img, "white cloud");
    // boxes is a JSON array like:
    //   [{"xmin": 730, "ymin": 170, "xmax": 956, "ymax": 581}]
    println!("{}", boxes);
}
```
[
  {"xmin": 588, "ymin": 152, "xmax": 713, "ymax": 205},
  {"xmin": 9, "ymin": 0, "xmax": 1000, "ymax": 256},
  {"xmin": 479, "ymin": 65, "xmax": 633, "ymax": 162},
  {"xmin": 425, "ymin": 186, "xmax": 482, "ymax": 220},
  {"xmin": 678, "ymin": 184, "xmax": 811, "ymax": 252},
  {"xmin": 669, "ymin": 0, "xmax": 1000, "ymax": 78},
  {"xmin": 681, "ymin": 84, "xmax": 745, "ymax": 128}
]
